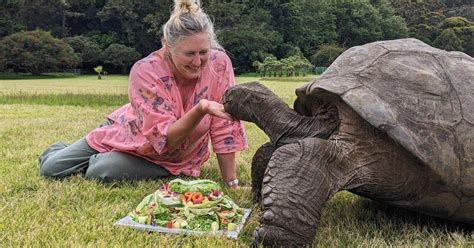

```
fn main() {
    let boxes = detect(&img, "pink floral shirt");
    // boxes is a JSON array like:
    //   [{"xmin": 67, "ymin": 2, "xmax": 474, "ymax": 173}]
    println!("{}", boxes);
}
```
[{"xmin": 86, "ymin": 48, "xmax": 247, "ymax": 177}]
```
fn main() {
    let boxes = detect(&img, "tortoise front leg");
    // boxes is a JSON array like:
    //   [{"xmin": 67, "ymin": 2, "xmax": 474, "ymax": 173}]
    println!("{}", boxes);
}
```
[
  {"xmin": 251, "ymin": 142, "xmax": 277, "ymax": 202},
  {"xmin": 253, "ymin": 138, "xmax": 350, "ymax": 246}
]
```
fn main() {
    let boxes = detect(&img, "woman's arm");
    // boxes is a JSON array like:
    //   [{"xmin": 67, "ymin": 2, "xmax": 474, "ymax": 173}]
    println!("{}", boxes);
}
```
[
  {"xmin": 217, "ymin": 152, "xmax": 239, "ymax": 189},
  {"xmin": 166, "ymin": 99, "xmax": 233, "ymax": 151}
]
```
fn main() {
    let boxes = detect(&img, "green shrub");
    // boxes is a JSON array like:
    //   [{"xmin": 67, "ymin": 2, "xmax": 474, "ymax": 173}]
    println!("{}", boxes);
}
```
[
  {"xmin": 63, "ymin": 36, "xmax": 103, "ymax": 71},
  {"xmin": 311, "ymin": 44, "xmax": 346, "ymax": 67},
  {"xmin": 434, "ymin": 29, "xmax": 464, "ymax": 52},
  {"xmin": 0, "ymin": 30, "xmax": 79, "ymax": 74},
  {"xmin": 104, "ymin": 43, "xmax": 141, "ymax": 74},
  {"xmin": 440, "ymin": 16, "xmax": 472, "ymax": 29}
]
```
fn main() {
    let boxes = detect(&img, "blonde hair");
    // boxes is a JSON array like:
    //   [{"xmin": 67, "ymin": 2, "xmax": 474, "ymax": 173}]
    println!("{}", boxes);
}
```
[{"xmin": 163, "ymin": 0, "xmax": 222, "ymax": 51}]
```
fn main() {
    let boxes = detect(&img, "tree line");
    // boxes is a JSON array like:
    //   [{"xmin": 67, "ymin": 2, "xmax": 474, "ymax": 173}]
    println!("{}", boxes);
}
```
[{"xmin": 0, "ymin": 0, "xmax": 472, "ymax": 75}]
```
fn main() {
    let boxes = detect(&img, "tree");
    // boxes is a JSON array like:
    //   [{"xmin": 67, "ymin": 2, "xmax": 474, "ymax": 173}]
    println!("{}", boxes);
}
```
[
  {"xmin": 17, "ymin": 0, "xmax": 69, "ymax": 38},
  {"xmin": 443, "ymin": 0, "xmax": 472, "ymax": 8},
  {"xmin": 281, "ymin": 55, "xmax": 313, "ymax": 76},
  {"xmin": 445, "ymin": 4, "xmax": 474, "ymax": 22},
  {"xmin": 255, "ymin": 54, "xmax": 312, "ymax": 77},
  {"xmin": 433, "ymin": 28, "xmax": 464, "ymax": 52},
  {"xmin": 253, "ymin": 60, "xmax": 264, "ymax": 77},
  {"xmin": 292, "ymin": 55, "xmax": 313, "ymax": 76},
  {"xmin": 256, "ymin": 55, "xmax": 279, "ymax": 77},
  {"xmin": 440, "ymin": 16, "xmax": 472, "ymax": 28},
  {"xmin": 390, "ymin": 0, "xmax": 446, "ymax": 26},
  {"xmin": 3, "ymin": 0, "xmax": 468, "ymax": 74},
  {"xmin": 372, "ymin": 0, "xmax": 409, "ymax": 39},
  {"xmin": 262, "ymin": 1, "xmax": 305, "ymax": 58},
  {"xmin": 216, "ymin": 7, "xmax": 283, "ymax": 73},
  {"xmin": 462, "ymin": 27, "xmax": 474, "ymax": 56},
  {"xmin": 254, "ymin": 0, "xmax": 337, "ymax": 59},
  {"xmin": 64, "ymin": 0, "xmax": 107, "ymax": 36},
  {"xmin": 103, "ymin": 43, "xmax": 141, "ymax": 74},
  {"xmin": 96, "ymin": 0, "xmax": 166, "ymax": 55},
  {"xmin": 390, "ymin": 0, "xmax": 446, "ymax": 44},
  {"xmin": 84, "ymin": 31, "xmax": 120, "ymax": 50},
  {"xmin": 0, "ymin": 52, "xmax": 6, "ymax": 72},
  {"xmin": 63, "ymin": 36, "xmax": 103, "ymax": 71},
  {"xmin": 311, "ymin": 44, "xmax": 346, "ymax": 67},
  {"xmin": 434, "ymin": 16, "xmax": 474, "ymax": 55},
  {"xmin": 94, "ymin": 65, "xmax": 104, "ymax": 79},
  {"xmin": 330, "ymin": 0, "xmax": 384, "ymax": 47},
  {"xmin": 0, "ymin": 30, "xmax": 79, "ymax": 74},
  {"xmin": 0, "ymin": 2, "xmax": 25, "ymax": 38}
]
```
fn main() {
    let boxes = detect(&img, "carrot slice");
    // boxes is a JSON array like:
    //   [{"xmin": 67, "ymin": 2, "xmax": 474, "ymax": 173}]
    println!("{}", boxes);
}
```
[{"xmin": 184, "ymin": 192, "xmax": 193, "ymax": 202}]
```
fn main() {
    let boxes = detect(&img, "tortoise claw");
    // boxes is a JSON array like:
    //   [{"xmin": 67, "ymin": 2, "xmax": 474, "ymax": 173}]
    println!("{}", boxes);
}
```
[{"xmin": 252, "ymin": 225, "xmax": 311, "ymax": 248}]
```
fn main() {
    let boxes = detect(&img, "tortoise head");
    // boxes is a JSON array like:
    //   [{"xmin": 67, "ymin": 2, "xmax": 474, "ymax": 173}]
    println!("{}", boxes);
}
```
[{"xmin": 223, "ymin": 81, "xmax": 276, "ymax": 122}]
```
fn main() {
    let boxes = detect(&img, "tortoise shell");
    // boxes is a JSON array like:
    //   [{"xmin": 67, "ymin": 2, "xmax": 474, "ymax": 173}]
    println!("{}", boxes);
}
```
[{"xmin": 296, "ymin": 38, "xmax": 474, "ymax": 195}]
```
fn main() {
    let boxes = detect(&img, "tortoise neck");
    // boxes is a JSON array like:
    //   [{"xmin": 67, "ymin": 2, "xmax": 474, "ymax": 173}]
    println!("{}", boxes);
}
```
[{"xmin": 247, "ymin": 95, "xmax": 339, "ymax": 146}]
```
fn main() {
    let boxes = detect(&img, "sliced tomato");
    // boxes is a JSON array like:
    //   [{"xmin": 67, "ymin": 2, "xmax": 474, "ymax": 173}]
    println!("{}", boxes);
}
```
[{"xmin": 192, "ymin": 192, "xmax": 203, "ymax": 204}]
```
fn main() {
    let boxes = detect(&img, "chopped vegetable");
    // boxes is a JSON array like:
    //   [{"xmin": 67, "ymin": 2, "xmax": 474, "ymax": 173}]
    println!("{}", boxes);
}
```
[
  {"xmin": 191, "ymin": 192, "xmax": 203, "ymax": 204},
  {"xmin": 184, "ymin": 192, "xmax": 193, "ymax": 202},
  {"xmin": 227, "ymin": 223, "xmax": 238, "ymax": 231},
  {"xmin": 211, "ymin": 222, "xmax": 219, "ymax": 232},
  {"xmin": 128, "ymin": 179, "xmax": 244, "ymax": 232},
  {"xmin": 137, "ymin": 216, "xmax": 147, "ymax": 224}
]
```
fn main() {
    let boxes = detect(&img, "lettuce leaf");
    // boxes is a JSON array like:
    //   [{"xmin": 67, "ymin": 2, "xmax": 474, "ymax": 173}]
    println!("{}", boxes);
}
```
[{"xmin": 169, "ymin": 179, "xmax": 221, "ymax": 194}]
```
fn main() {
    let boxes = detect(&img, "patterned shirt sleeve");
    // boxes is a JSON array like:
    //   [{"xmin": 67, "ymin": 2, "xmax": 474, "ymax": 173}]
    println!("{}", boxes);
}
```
[
  {"xmin": 209, "ymin": 52, "xmax": 248, "ymax": 154},
  {"xmin": 128, "ymin": 60, "xmax": 176, "ymax": 155}
]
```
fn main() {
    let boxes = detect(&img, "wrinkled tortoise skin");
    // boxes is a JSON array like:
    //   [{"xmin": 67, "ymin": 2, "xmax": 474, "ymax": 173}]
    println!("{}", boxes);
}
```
[{"xmin": 223, "ymin": 38, "xmax": 474, "ymax": 246}]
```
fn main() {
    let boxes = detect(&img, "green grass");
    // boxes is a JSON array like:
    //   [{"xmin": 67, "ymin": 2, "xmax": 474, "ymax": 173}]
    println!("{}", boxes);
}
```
[
  {"xmin": 0, "ymin": 72, "xmax": 80, "ymax": 80},
  {"xmin": 1, "ymin": 75, "xmax": 473, "ymax": 246},
  {"xmin": 0, "ymin": 75, "xmax": 128, "ymax": 94},
  {"xmin": 0, "ymin": 93, "xmax": 128, "ymax": 106}
]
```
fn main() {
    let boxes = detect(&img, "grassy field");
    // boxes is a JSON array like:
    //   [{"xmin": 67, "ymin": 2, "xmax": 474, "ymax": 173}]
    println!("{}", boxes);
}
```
[{"xmin": 1, "ymin": 75, "xmax": 472, "ymax": 247}]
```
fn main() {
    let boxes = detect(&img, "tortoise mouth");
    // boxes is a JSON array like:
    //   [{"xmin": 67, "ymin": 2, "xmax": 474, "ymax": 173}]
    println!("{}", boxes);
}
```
[
  {"xmin": 223, "ymin": 101, "xmax": 231, "ymax": 114},
  {"xmin": 222, "ymin": 88, "xmax": 242, "ymax": 119},
  {"xmin": 222, "ymin": 91, "xmax": 233, "ymax": 113}
]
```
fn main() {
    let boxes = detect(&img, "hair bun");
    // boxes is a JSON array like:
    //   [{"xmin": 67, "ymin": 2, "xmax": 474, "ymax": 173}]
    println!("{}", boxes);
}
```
[{"xmin": 174, "ymin": 0, "xmax": 200, "ymax": 14}]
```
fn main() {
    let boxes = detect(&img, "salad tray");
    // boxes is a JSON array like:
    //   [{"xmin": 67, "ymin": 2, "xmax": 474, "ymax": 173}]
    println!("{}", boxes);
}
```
[{"xmin": 114, "ymin": 179, "xmax": 251, "ymax": 239}]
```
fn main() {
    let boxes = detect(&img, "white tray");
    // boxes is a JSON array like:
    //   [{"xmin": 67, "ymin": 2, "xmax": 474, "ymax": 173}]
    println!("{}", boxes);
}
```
[{"xmin": 114, "ymin": 208, "xmax": 251, "ymax": 239}]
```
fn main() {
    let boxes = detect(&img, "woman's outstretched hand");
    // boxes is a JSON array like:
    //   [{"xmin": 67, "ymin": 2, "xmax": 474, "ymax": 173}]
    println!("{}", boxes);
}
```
[{"xmin": 199, "ymin": 99, "xmax": 234, "ymax": 121}]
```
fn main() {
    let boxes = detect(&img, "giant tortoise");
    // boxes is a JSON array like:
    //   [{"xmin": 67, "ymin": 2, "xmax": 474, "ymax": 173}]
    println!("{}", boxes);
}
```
[{"xmin": 223, "ymin": 38, "xmax": 474, "ymax": 246}]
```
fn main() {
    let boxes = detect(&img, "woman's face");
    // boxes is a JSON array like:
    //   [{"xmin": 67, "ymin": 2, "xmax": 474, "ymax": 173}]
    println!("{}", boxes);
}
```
[{"xmin": 168, "ymin": 32, "xmax": 210, "ymax": 82}]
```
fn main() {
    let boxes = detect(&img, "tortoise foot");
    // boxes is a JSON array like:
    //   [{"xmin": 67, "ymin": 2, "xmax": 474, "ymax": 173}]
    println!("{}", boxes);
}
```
[{"xmin": 252, "ymin": 224, "xmax": 311, "ymax": 248}]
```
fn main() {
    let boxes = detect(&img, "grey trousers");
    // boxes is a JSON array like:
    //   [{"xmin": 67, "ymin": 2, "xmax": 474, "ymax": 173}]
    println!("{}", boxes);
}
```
[{"xmin": 39, "ymin": 137, "xmax": 171, "ymax": 182}]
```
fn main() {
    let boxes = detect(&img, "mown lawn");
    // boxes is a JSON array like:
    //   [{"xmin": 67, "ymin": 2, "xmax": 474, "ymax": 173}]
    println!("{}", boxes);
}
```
[{"xmin": 0, "ymin": 75, "xmax": 472, "ymax": 247}]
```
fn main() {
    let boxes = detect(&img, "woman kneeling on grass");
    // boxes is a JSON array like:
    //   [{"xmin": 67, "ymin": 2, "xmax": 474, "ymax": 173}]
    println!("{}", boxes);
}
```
[{"xmin": 38, "ymin": 0, "xmax": 247, "ymax": 189}]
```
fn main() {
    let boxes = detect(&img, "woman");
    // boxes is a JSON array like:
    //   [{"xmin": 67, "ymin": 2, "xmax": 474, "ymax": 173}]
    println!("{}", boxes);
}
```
[{"xmin": 39, "ymin": 0, "xmax": 247, "ymax": 188}]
